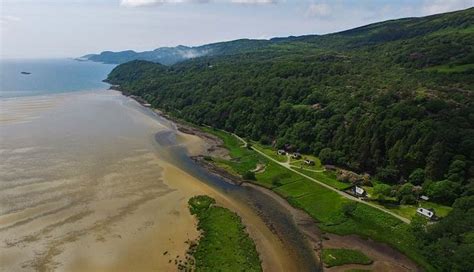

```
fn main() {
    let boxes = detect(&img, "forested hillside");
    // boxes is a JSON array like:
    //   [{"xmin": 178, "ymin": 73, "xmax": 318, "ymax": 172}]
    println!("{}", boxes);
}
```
[{"xmin": 107, "ymin": 8, "xmax": 474, "ymax": 271}]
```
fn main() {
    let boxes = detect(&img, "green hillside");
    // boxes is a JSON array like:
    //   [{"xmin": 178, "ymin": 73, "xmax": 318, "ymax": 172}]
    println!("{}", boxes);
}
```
[
  {"xmin": 107, "ymin": 8, "xmax": 474, "ymax": 271},
  {"xmin": 84, "ymin": 39, "xmax": 270, "ymax": 65}
]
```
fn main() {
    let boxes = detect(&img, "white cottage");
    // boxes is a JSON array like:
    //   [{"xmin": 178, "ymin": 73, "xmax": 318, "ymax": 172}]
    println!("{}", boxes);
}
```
[
  {"xmin": 417, "ymin": 207, "xmax": 435, "ymax": 219},
  {"xmin": 354, "ymin": 186, "xmax": 366, "ymax": 197}
]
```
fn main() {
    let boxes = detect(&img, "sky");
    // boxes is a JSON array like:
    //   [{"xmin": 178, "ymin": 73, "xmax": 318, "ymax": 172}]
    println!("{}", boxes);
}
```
[{"xmin": 0, "ymin": 0, "xmax": 472, "ymax": 59}]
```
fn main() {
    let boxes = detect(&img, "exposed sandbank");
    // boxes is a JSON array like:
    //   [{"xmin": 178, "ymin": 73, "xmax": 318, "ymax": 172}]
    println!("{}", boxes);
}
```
[
  {"xmin": 170, "ymin": 111, "xmax": 421, "ymax": 272},
  {"xmin": 0, "ymin": 91, "xmax": 298, "ymax": 272}
]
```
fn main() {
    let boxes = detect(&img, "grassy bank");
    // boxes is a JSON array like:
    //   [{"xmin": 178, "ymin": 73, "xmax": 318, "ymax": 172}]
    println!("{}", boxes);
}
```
[
  {"xmin": 187, "ymin": 195, "xmax": 262, "ymax": 272},
  {"xmin": 201, "ymin": 127, "xmax": 434, "ymax": 271},
  {"xmin": 370, "ymin": 199, "xmax": 453, "ymax": 219},
  {"xmin": 322, "ymin": 248, "xmax": 372, "ymax": 267}
]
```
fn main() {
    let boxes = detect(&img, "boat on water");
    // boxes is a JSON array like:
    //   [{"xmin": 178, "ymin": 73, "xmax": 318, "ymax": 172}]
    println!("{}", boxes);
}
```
[{"xmin": 21, "ymin": 71, "xmax": 31, "ymax": 75}]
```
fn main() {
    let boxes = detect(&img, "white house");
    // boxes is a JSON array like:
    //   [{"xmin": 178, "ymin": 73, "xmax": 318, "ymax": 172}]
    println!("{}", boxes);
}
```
[
  {"xmin": 304, "ymin": 159, "xmax": 315, "ymax": 166},
  {"xmin": 292, "ymin": 152, "xmax": 302, "ymax": 159},
  {"xmin": 420, "ymin": 195, "xmax": 429, "ymax": 201},
  {"xmin": 354, "ymin": 186, "xmax": 366, "ymax": 197},
  {"xmin": 417, "ymin": 207, "xmax": 435, "ymax": 219}
]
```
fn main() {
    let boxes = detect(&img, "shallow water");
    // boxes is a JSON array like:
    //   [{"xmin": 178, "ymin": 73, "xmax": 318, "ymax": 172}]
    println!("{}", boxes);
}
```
[
  {"xmin": 0, "ymin": 59, "xmax": 115, "ymax": 98},
  {"xmin": 0, "ymin": 91, "xmax": 185, "ymax": 271},
  {"xmin": 0, "ymin": 90, "xmax": 319, "ymax": 271}
]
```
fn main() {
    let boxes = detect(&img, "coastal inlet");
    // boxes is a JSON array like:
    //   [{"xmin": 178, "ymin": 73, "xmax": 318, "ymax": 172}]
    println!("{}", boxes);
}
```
[{"xmin": 0, "ymin": 90, "xmax": 319, "ymax": 272}]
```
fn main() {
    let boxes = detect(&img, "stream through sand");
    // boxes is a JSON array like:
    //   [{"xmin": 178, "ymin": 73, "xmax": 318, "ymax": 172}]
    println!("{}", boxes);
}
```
[{"xmin": 0, "ymin": 90, "xmax": 319, "ymax": 271}]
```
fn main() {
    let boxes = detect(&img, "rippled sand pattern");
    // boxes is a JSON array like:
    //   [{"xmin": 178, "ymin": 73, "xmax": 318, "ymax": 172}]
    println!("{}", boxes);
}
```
[
  {"xmin": 0, "ymin": 91, "xmax": 201, "ymax": 271},
  {"xmin": 0, "ymin": 91, "xmax": 300, "ymax": 272}
]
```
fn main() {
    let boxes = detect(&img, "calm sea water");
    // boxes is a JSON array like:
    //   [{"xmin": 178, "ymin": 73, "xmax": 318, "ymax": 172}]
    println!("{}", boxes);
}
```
[
  {"xmin": 0, "ymin": 59, "xmax": 115, "ymax": 98},
  {"xmin": 0, "ymin": 57, "xmax": 319, "ymax": 271}
]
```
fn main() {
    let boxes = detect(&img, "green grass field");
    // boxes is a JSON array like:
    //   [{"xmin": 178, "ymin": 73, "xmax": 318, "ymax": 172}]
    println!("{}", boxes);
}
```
[
  {"xmin": 202, "ymin": 127, "xmax": 264, "ymax": 176},
  {"xmin": 293, "ymin": 168, "xmax": 352, "ymax": 190},
  {"xmin": 255, "ymin": 161, "xmax": 303, "ymax": 188},
  {"xmin": 200, "ymin": 128, "xmax": 435, "ymax": 271},
  {"xmin": 322, "ymin": 248, "xmax": 372, "ymax": 267},
  {"xmin": 289, "ymin": 154, "xmax": 323, "ymax": 170},
  {"xmin": 188, "ymin": 195, "xmax": 262, "ymax": 272},
  {"xmin": 252, "ymin": 142, "xmax": 288, "ymax": 162},
  {"xmin": 373, "ymin": 200, "xmax": 453, "ymax": 219},
  {"xmin": 426, "ymin": 63, "xmax": 474, "ymax": 73}
]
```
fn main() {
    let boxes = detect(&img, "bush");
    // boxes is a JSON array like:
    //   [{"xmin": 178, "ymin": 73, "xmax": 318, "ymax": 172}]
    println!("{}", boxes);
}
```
[
  {"xmin": 271, "ymin": 179, "xmax": 283, "ymax": 187},
  {"xmin": 322, "ymin": 248, "xmax": 372, "ymax": 267},
  {"xmin": 242, "ymin": 171, "xmax": 256, "ymax": 181},
  {"xmin": 342, "ymin": 202, "xmax": 357, "ymax": 217},
  {"xmin": 374, "ymin": 183, "xmax": 393, "ymax": 199},
  {"xmin": 396, "ymin": 183, "xmax": 418, "ymax": 204},
  {"xmin": 188, "ymin": 195, "xmax": 216, "ymax": 215}
]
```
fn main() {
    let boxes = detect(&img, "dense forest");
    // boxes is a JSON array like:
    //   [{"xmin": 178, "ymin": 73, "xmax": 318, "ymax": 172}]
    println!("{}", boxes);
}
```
[{"xmin": 107, "ymin": 8, "xmax": 474, "ymax": 271}]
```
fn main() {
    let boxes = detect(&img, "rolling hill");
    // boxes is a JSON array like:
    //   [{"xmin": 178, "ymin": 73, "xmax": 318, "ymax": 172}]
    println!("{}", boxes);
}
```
[{"xmin": 106, "ymin": 8, "xmax": 474, "ymax": 271}]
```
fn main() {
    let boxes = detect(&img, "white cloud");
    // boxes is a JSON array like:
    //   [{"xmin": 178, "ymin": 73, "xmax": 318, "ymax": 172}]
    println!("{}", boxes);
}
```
[
  {"xmin": 120, "ymin": 0, "xmax": 208, "ymax": 7},
  {"xmin": 306, "ymin": 3, "xmax": 331, "ymax": 17},
  {"xmin": 230, "ymin": 0, "xmax": 277, "ymax": 4},
  {"xmin": 120, "ymin": 0, "xmax": 276, "ymax": 7},
  {"xmin": 420, "ymin": 0, "xmax": 472, "ymax": 15},
  {"xmin": 0, "ymin": 15, "xmax": 21, "ymax": 23},
  {"xmin": 0, "ymin": 15, "xmax": 21, "ymax": 30}
]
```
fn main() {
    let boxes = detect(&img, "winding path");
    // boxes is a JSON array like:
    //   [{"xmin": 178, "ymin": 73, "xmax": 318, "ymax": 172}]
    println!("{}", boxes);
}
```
[{"xmin": 233, "ymin": 134, "xmax": 411, "ymax": 224}]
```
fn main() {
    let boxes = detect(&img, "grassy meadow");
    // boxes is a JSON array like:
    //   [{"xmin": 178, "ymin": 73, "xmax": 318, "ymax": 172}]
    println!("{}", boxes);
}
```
[
  {"xmin": 188, "ymin": 195, "xmax": 262, "ymax": 272},
  {"xmin": 201, "ymin": 127, "xmax": 435, "ymax": 271}
]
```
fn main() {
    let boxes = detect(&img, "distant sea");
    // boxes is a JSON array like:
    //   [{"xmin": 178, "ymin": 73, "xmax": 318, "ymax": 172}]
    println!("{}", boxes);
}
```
[{"xmin": 0, "ymin": 58, "xmax": 116, "ymax": 98}]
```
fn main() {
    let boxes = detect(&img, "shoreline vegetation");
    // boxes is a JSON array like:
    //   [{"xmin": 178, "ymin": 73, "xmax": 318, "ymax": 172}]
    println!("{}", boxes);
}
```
[
  {"xmin": 186, "ymin": 195, "xmax": 262, "ymax": 272},
  {"xmin": 104, "ymin": 9, "xmax": 474, "ymax": 271},
  {"xmin": 121, "ymin": 90, "xmax": 423, "ymax": 271},
  {"xmin": 192, "ymin": 125, "xmax": 429, "ymax": 271},
  {"xmin": 322, "ymin": 248, "xmax": 373, "ymax": 268}
]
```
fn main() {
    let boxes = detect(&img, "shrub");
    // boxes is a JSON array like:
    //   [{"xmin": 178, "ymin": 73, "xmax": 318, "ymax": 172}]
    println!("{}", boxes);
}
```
[
  {"xmin": 242, "ymin": 171, "xmax": 256, "ymax": 181},
  {"xmin": 374, "ymin": 184, "xmax": 393, "ymax": 199},
  {"xmin": 342, "ymin": 202, "xmax": 357, "ymax": 217},
  {"xmin": 322, "ymin": 248, "xmax": 372, "ymax": 267}
]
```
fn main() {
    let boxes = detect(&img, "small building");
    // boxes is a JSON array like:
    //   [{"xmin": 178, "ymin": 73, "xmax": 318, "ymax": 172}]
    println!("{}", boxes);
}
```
[
  {"xmin": 292, "ymin": 152, "xmax": 302, "ymax": 159},
  {"xmin": 353, "ymin": 186, "xmax": 366, "ymax": 197},
  {"xmin": 417, "ymin": 207, "xmax": 435, "ymax": 219},
  {"xmin": 420, "ymin": 195, "xmax": 429, "ymax": 201},
  {"xmin": 311, "ymin": 103, "xmax": 322, "ymax": 110},
  {"xmin": 277, "ymin": 150, "xmax": 286, "ymax": 156},
  {"xmin": 304, "ymin": 159, "xmax": 315, "ymax": 166}
]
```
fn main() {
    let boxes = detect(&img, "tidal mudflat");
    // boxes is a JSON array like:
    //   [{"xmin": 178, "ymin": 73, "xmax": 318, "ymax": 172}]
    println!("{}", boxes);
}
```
[{"xmin": 0, "ymin": 91, "xmax": 304, "ymax": 271}]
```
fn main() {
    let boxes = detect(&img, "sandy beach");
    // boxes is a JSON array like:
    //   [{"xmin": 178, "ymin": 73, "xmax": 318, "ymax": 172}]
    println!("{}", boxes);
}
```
[
  {"xmin": 0, "ymin": 90, "xmax": 297, "ymax": 271},
  {"xmin": 170, "ymin": 111, "xmax": 421, "ymax": 272}
]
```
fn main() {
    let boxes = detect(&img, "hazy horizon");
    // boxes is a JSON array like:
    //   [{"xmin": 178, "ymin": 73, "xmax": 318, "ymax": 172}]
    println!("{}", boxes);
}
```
[{"xmin": 1, "ymin": 0, "xmax": 473, "ymax": 59}]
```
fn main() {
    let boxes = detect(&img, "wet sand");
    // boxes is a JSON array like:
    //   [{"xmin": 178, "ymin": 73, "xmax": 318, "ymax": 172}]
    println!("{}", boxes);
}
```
[
  {"xmin": 0, "ymin": 91, "xmax": 299, "ymax": 271},
  {"xmin": 171, "ymin": 114, "xmax": 422, "ymax": 272}
]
